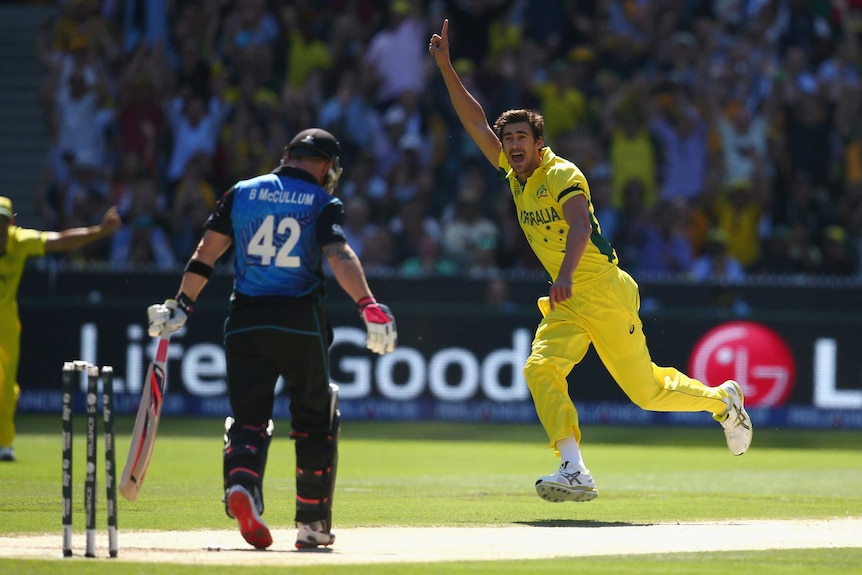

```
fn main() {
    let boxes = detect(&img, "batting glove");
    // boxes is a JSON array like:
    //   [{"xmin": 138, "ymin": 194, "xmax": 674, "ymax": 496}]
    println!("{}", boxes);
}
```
[
  {"xmin": 358, "ymin": 296, "xmax": 397, "ymax": 355},
  {"xmin": 147, "ymin": 295, "xmax": 193, "ymax": 337}
]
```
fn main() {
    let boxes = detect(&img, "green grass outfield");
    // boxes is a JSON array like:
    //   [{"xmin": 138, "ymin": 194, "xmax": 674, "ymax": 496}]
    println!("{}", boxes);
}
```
[{"xmin": 2, "ymin": 414, "xmax": 861, "ymax": 574}]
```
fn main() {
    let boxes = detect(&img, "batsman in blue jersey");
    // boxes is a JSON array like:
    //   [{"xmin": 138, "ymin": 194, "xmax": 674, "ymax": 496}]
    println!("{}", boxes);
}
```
[{"xmin": 147, "ymin": 128, "xmax": 397, "ymax": 550}]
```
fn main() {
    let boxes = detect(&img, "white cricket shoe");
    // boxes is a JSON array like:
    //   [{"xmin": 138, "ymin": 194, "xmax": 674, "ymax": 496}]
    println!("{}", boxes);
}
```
[
  {"xmin": 714, "ymin": 380, "xmax": 753, "ymax": 456},
  {"xmin": 227, "ymin": 485, "xmax": 272, "ymax": 549},
  {"xmin": 535, "ymin": 461, "xmax": 598, "ymax": 503},
  {"xmin": 0, "ymin": 446, "xmax": 15, "ymax": 462},
  {"xmin": 296, "ymin": 521, "xmax": 335, "ymax": 549}
]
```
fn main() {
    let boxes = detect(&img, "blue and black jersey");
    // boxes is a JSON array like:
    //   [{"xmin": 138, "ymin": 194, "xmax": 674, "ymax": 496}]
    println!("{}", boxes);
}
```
[{"xmin": 206, "ymin": 165, "xmax": 348, "ymax": 300}]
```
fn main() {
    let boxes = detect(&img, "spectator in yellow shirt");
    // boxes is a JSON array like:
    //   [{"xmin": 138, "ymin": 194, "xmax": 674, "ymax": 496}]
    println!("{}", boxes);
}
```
[
  {"xmin": 531, "ymin": 59, "xmax": 587, "ymax": 144},
  {"xmin": 710, "ymin": 179, "xmax": 766, "ymax": 269}
]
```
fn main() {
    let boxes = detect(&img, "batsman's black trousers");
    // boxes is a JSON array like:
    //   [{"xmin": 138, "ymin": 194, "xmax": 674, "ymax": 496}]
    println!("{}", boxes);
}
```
[{"xmin": 223, "ymin": 293, "xmax": 334, "ymax": 434}]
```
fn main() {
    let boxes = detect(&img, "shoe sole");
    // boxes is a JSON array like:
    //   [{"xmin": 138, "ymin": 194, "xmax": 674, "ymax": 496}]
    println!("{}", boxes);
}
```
[
  {"xmin": 227, "ymin": 489, "xmax": 272, "ymax": 549},
  {"xmin": 536, "ymin": 482, "xmax": 599, "ymax": 503}
]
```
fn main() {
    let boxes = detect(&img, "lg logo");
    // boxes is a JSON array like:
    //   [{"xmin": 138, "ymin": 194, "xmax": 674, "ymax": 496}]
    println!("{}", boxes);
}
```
[{"xmin": 688, "ymin": 321, "xmax": 795, "ymax": 408}]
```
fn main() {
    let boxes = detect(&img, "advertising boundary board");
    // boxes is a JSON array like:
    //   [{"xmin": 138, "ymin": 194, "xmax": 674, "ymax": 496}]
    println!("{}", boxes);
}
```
[{"xmin": 15, "ymin": 270, "xmax": 862, "ymax": 429}]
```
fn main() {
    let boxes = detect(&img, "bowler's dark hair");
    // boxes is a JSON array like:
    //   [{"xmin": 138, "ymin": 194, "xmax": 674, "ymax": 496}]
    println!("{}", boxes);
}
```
[{"xmin": 492, "ymin": 109, "xmax": 545, "ymax": 142}]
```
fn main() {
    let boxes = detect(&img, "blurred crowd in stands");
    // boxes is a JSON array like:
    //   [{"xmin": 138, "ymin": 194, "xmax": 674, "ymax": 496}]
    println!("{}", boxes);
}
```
[{"xmin": 29, "ymin": 0, "xmax": 862, "ymax": 282}]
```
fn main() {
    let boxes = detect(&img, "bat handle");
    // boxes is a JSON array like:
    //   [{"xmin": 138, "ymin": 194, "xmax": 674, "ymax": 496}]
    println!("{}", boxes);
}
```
[{"xmin": 154, "ymin": 334, "xmax": 171, "ymax": 363}]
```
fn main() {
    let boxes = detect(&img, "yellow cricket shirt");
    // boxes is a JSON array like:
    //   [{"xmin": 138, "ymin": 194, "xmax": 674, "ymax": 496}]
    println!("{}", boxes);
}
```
[
  {"xmin": 498, "ymin": 147, "xmax": 618, "ymax": 283},
  {"xmin": 1, "ymin": 226, "xmax": 47, "ymax": 309}
]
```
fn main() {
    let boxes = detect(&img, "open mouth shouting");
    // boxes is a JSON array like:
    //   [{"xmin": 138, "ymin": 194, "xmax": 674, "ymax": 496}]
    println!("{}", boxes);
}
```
[{"xmin": 509, "ymin": 149, "xmax": 526, "ymax": 166}]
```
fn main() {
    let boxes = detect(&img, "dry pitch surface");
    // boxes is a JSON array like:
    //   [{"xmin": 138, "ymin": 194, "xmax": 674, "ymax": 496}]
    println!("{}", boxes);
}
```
[{"xmin": 2, "ymin": 518, "xmax": 861, "ymax": 566}]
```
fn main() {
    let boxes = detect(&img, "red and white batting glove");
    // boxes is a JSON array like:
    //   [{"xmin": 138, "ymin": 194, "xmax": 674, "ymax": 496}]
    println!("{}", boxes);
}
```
[{"xmin": 357, "ymin": 296, "xmax": 397, "ymax": 355}]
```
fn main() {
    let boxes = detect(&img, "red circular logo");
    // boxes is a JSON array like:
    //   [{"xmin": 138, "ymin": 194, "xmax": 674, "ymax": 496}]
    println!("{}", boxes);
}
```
[{"xmin": 688, "ymin": 321, "xmax": 796, "ymax": 407}]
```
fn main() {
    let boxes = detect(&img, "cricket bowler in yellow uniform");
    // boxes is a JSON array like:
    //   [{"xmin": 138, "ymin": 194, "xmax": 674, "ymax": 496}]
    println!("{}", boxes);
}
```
[
  {"xmin": 430, "ymin": 20, "xmax": 752, "ymax": 502},
  {"xmin": 0, "ymin": 196, "xmax": 120, "ymax": 461}
]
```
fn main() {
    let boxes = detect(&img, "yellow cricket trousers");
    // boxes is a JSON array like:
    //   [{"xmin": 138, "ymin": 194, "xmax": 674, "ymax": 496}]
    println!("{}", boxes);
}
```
[
  {"xmin": 0, "ymin": 311, "xmax": 21, "ymax": 448},
  {"xmin": 524, "ymin": 266, "xmax": 729, "ymax": 448}
]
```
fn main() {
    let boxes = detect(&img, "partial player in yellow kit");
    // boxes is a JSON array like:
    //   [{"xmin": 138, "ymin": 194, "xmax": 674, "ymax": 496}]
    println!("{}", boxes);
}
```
[
  {"xmin": 0, "ymin": 196, "xmax": 120, "ymax": 461},
  {"xmin": 429, "ymin": 20, "xmax": 753, "ymax": 502}
]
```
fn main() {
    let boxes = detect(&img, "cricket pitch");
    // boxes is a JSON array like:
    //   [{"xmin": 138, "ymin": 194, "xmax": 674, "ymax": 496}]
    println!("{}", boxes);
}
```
[{"xmin": 1, "ymin": 518, "xmax": 861, "ymax": 566}]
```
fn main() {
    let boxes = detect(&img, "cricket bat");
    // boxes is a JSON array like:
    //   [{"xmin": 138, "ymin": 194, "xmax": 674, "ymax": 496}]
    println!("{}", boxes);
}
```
[{"xmin": 119, "ymin": 333, "xmax": 170, "ymax": 501}]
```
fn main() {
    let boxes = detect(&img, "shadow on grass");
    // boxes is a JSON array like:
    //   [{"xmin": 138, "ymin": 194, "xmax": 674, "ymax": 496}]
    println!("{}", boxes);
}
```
[{"xmin": 515, "ymin": 520, "xmax": 652, "ymax": 528}]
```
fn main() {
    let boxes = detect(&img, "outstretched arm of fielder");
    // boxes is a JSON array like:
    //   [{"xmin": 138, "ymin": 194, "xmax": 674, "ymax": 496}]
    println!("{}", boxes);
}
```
[{"xmin": 44, "ymin": 205, "xmax": 122, "ymax": 252}]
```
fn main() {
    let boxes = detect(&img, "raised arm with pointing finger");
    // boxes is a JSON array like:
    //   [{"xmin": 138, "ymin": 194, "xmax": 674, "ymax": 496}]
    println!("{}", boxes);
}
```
[{"xmin": 428, "ymin": 19, "xmax": 502, "ymax": 167}]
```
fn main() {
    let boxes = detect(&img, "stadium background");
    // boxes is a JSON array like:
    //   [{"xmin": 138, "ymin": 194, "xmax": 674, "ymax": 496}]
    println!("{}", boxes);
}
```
[{"xmin": 4, "ymin": 1, "xmax": 862, "ymax": 429}]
